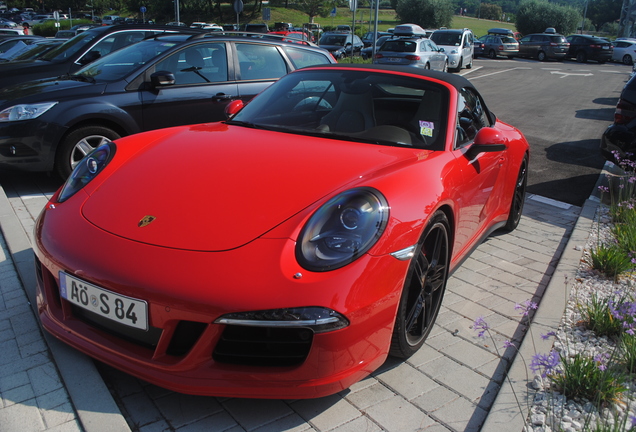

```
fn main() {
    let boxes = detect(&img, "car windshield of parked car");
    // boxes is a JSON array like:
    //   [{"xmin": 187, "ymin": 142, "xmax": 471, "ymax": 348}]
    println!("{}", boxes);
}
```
[
  {"xmin": 229, "ymin": 69, "xmax": 449, "ymax": 150},
  {"xmin": 38, "ymin": 31, "xmax": 97, "ymax": 62},
  {"xmin": 320, "ymin": 34, "xmax": 348, "ymax": 45},
  {"xmin": 74, "ymin": 39, "xmax": 177, "ymax": 82},
  {"xmin": 379, "ymin": 40, "xmax": 417, "ymax": 53},
  {"xmin": 431, "ymin": 32, "xmax": 461, "ymax": 46},
  {"xmin": 501, "ymin": 36, "xmax": 517, "ymax": 44}
]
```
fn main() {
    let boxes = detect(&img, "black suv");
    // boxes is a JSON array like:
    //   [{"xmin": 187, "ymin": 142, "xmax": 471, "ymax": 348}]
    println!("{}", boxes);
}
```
[
  {"xmin": 518, "ymin": 32, "xmax": 569, "ymax": 61},
  {"xmin": 0, "ymin": 24, "xmax": 206, "ymax": 89},
  {"xmin": 566, "ymin": 34, "xmax": 613, "ymax": 63},
  {"xmin": 0, "ymin": 32, "xmax": 336, "ymax": 178}
]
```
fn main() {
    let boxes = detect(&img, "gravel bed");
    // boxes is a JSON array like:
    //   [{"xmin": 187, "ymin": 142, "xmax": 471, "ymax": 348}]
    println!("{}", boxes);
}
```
[{"xmin": 526, "ymin": 205, "xmax": 636, "ymax": 432}]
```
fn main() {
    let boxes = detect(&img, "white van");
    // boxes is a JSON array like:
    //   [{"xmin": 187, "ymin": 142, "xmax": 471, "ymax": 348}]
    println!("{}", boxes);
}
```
[{"xmin": 430, "ymin": 28, "xmax": 474, "ymax": 71}]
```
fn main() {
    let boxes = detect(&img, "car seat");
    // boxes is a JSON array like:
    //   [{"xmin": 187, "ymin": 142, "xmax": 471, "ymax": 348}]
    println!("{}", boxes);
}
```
[
  {"xmin": 409, "ymin": 89, "xmax": 442, "ymax": 148},
  {"xmin": 319, "ymin": 81, "xmax": 375, "ymax": 133}
]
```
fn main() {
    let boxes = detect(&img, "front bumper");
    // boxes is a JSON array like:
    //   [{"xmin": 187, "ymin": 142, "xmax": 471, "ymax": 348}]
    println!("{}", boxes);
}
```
[
  {"xmin": 34, "ymin": 199, "xmax": 409, "ymax": 398},
  {"xmin": 0, "ymin": 118, "xmax": 65, "ymax": 172}
]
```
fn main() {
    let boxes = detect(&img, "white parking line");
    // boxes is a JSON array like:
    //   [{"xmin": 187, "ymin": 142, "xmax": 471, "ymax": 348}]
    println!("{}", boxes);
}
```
[{"xmin": 467, "ymin": 66, "xmax": 531, "ymax": 79}]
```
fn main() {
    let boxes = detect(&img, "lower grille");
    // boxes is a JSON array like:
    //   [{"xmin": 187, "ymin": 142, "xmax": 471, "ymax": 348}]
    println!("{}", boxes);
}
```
[{"xmin": 213, "ymin": 325, "xmax": 313, "ymax": 367}]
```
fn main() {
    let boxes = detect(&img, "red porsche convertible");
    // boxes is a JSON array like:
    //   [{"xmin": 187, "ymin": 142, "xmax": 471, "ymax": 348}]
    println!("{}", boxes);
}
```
[{"xmin": 34, "ymin": 64, "xmax": 529, "ymax": 399}]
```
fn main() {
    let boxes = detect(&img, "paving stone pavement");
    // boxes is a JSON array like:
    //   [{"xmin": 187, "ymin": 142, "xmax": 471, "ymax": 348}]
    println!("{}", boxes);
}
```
[{"xmin": 0, "ymin": 171, "xmax": 598, "ymax": 432}]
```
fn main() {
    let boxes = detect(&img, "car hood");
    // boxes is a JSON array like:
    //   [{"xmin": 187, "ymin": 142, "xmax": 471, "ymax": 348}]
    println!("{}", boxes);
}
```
[
  {"xmin": 0, "ymin": 77, "xmax": 105, "ymax": 103},
  {"xmin": 81, "ymin": 123, "xmax": 419, "ymax": 251}
]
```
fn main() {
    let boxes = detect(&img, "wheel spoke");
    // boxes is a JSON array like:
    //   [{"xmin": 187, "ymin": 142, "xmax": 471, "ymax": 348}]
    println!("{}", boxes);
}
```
[{"xmin": 75, "ymin": 140, "xmax": 94, "ymax": 158}]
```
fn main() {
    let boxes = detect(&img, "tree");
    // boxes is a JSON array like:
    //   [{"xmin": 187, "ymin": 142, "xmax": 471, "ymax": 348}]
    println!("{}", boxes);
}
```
[
  {"xmin": 516, "ymin": 0, "xmax": 580, "ymax": 35},
  {"xmin": 480, "ymin": 3, "xmax": 503, "ymax": 20},
  {"xmin": 586, "ymin": 0, "xmax": 622, "ymax": 32},
  {"xmin": 295, "ymin": 0, "xmax": 330, "ymax": 23},
  {"xmin": 395, "ymin": 0, "xmax": 453, "ymax": 29}
]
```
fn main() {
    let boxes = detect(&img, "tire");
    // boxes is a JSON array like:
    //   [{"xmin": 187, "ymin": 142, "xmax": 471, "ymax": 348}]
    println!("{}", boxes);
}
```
[
  {"xmin": 576, "ymin": 51, "xmax": 587, "ymax": 63},
  {"xmin": 442, "ymin": 61, "xmax": 448, "ymax": 73},
  {"xmin": 424, "ymin": 62, "xmax": 430, "ymax": 69},
  {"xmin": 452, "ymin": 57, "xmax": 462, "ymax": 72},
  {"xmin": 537, "ymin": 51, "xmax": 546, "ymax": 62},
  {"xmin": 502, "ymin": 155, "xmax": 528, "ymax": 232},
  {"xmin": 390, "ymin": 211, "xmax": 450, "ymax": 359},
  {"xmin": 55, "ymin": 125, "xmax": 120, "ymax": 179},
  {"xmin": 623, "ymin": 55, "xmax": 633, "ymax": 65},
  {"xmin": 488, "ymin": 49, "xmax": 496, "ymax": 59}
]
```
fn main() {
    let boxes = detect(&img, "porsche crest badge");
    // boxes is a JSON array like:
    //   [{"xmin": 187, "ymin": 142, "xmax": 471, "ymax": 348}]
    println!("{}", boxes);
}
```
[{"xmin": 138, "ymin": 215, "xmax": 156, "ymax": 228}]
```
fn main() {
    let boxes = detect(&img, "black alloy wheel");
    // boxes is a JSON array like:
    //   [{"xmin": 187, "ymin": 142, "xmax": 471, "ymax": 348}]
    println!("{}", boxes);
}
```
[
  {"xmin": 537, "ymin": 51, "xmax": 546, "ymax": 61},
  {"xmin": 390, "ymin": 211, "xmax": 450, "ymax": 359},
  {"xmin": 503, "ymin": 155, "xmax": 528, "ymax": 232}
]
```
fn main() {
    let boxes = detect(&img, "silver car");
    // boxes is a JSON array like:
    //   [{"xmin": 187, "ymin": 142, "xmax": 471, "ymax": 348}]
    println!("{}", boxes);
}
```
[{"xmin": 373, "ymin": 37, "xmax": 448, "ymax": 71}]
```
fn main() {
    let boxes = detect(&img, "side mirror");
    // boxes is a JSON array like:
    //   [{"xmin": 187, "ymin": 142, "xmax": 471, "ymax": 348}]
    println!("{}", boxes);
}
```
[
  {"xmin": 466, "ymin": 127, "xmax": 507, "ymax": 159},
  {"xmin": 78, "ymin": 50, "xmax": 100, "ymax": 65},
  {"xmin": 439, "ymin": 47, "xmax": 445, "ymax": 53},
  {"xmin": 150, "ymin": 70, "xmax": 175, "ymax": 87},
  {"xmin": 225, "ymin": 99, "xmax": 244, "ymax": 119}
]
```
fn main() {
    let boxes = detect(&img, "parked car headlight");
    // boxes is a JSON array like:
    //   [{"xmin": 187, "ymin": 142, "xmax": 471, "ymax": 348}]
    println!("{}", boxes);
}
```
[
  {"xmin": 296, "ymin": 187, "xmax": 389, "ymax": 272},
  {"xmin": 0, "ymin": 102, "xmax": 57, "ymax": 122},
  {"xmin": 57, "ymin": 143, "xmax": 115, "ymax": 202}
]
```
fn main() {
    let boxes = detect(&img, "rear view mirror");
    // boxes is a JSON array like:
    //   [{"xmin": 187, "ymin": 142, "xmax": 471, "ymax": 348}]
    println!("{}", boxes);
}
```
[
  {"xmin": 150, "ymin": 71, "xmax": 175, "ymax": 87},
  {"xmin": 466, "ymin": 127, "xmax": 507, "ymax": 158},
  {"xmin": 225, "ymin": 99, "xmax": 244, "ymax": 118}
]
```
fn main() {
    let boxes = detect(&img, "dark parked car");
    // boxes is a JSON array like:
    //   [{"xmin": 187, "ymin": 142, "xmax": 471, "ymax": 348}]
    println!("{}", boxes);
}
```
[
  {"xmin": 361, "ymin": 30, "xmax": 391, "ymax": 47},
  {"xmin": 0, "ymin": 32, "xmax": 336, "ymax": 178},
  {"xmin": 0, "ymin": 38, "xmax": 65, "ymax": 62},
  {"xmin": 566, "ymin": 34, "xmax": 612, "ymax": 63},
  {"xmin": 0, "ymin": 24, "xmax": 206, "ymax": 90},
  {"xmin": 517, "ymin": 32, "xmax": 569, "ymax": 61},
  {"xmin": 319, "ymin": 32, "xmax": 364, "ymax": 59},
  {"xmin": 361, "ymin": 35, "xmax": 391, "ymax": 59},
  {"xmin": 473, "ymin": 38, "xmax": 484, "ymax": 57},
  {"xmin": 601, "ymin": 73, "xmax": 636, "ymax": 164},
  {"xmin": 0, "ymin": 34, "xmax": 44, "ymax": 53}
]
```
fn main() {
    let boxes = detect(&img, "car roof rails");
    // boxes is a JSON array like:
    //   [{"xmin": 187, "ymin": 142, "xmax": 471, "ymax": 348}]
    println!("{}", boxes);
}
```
[{"xmin": 186, "ymin": 30, "xmax": 317, "ymax": 46}]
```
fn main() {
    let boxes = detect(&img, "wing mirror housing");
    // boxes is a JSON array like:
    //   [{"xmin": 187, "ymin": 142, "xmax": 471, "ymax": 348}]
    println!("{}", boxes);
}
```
[
  {"xmin": 79, "ymin": 50, "xmax": 100, "ymax": 65},
  {"xmin": 225, "ymin": 99, "xmax": 244, "ymax": 119},
  {"xmin": 466, "ymin": 127, "xmax": 507, "ymax": 159},
  {"xmin": 150, "ymin": 71, "xmax": 175, "ymax": 87}
]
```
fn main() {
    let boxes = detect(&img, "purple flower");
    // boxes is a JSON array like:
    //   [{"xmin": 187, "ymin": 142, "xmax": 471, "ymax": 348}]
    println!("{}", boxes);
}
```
[
  {"xmin": 598, "ymin": 185, "xmax": 610, "ymax": 193},
  {"xmin": 503, "ymin": 340, "xmax": 515, "ymax": 348},
  {"xmin": 473, "ymin": 316, "xmax": 490, "ymax": 338},
  {"xmin": 530, "ymin": 351, "xmax": 560, "ymax": 378},
  {"xmin": 594, "ymin": 353, "xmax": 610, "ymax": 371},
  {"xmin": 541, "ymin": 331, "xmax": 556, "ymax": 340},
  {"xmin": 515, "ymin": 300, "xmax": 538, "ymax": 316}
]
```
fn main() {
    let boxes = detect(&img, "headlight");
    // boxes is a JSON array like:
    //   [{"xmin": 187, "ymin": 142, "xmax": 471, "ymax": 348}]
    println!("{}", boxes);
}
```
[
  {"xmin": 296, "ymin": 187, "xmax": 389, "ymax": 272},
  {"xmin": 57, "ymin": 143, "xmax": 115, "ymax": 202},
  {"xmin": 0, "ymin": 102, "xmax": 57, "ymax": 122}
]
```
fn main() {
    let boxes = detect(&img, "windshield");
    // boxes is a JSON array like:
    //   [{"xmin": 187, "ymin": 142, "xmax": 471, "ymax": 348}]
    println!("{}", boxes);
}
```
[
  {"xmin": 431, "ymin": 32, "xmax": 462, "ymax": 46},
  {"xmin": 379, "ymin": 40, "xmax": 417, "ymax": 53},
  {"xmin": 320, "ymin": 34, "xmax": 348, "ymax": 45},
  {"xmin": 39, "ymin": 31, "xmax": 97, "ymax": 62},
  {"xmin": 230, "ymin": 69, "xmax": 449, "ymax": 150},
  {"xmin": 73, "ymin": 39, "xmax": 177, "ymax": 82}
]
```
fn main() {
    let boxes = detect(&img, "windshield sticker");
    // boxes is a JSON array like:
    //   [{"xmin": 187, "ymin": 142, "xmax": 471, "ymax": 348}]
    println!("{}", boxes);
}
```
[{"xmin": 419, "ymin": 121, "xmax": 434, "ymax": 137}]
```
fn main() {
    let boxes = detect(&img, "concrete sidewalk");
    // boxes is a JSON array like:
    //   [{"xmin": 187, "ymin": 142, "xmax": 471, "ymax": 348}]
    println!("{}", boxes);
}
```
[{"xmin": 0, "ymin": 170, "xmax": 595, "ymax": 432}]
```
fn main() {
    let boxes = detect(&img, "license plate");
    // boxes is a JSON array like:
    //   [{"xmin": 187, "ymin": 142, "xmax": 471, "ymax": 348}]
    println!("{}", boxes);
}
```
[
  {"xmin": 389, "ymin": 57, "xmax": 401, "ymax": 62},
  {"xmin": 59, "ymin": 272, "xmax": 148, "ymax": 330}
]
